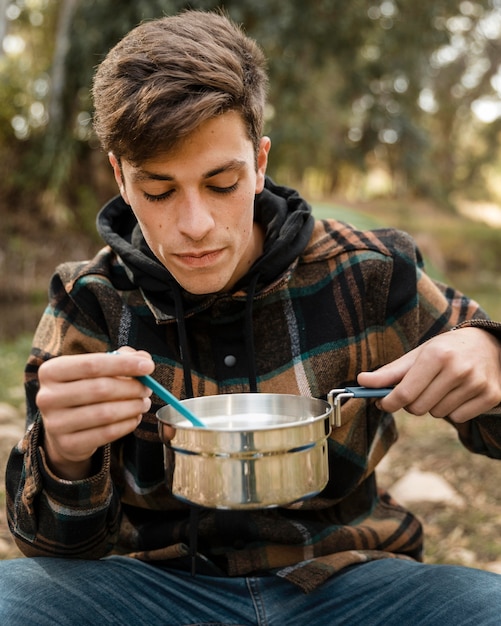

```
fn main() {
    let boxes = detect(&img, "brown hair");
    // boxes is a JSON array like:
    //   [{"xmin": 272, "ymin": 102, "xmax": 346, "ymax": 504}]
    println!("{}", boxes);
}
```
[{"xmin": 92, "ymin": 10, "xmax": 268, "ymax": 165}]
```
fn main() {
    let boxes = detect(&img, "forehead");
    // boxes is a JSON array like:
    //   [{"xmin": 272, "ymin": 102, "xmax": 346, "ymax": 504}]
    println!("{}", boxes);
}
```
[
  {"xmin": 128, "ymin": 158, "xmax": 249, "ymax": 183},
  {"xmin": 123, "ymin": 112, "xmax": 255, "ymax": 181}
]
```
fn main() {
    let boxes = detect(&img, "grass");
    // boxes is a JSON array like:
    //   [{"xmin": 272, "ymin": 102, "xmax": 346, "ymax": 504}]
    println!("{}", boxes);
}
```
[
  {"xmin": 0, "ymin": 335, "xmax": 30, "ymax": 559},
  {"xmin": 314, "ymin": 197, "xmax": 501, "ymax": 319},
  {"xmin": 0, "ymin": 334, "xmax": 32, "ymax": 407}
]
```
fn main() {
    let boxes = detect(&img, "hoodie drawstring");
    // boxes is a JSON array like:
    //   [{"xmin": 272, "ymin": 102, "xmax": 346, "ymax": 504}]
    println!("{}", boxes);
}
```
[
  {"xmin": 172, "ymin": 286, "xmax": 194, "ymax": 399},
  {"xmin": 244, "ymin": 273, "xmax": 260, "ymax": 393},
  {"xmin": 172, "ymin": 275, "xmax": 260, "ymax": 575},
  {"xmin": 172, "ymin": 287, "xmax": 199, "ymax": 573}
]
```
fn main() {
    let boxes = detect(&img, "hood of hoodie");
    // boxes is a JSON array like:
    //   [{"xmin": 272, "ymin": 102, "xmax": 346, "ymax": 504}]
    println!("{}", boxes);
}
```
[{"xmin": 96, "ymin": 176, "xmax": 314, "ymax": 317}]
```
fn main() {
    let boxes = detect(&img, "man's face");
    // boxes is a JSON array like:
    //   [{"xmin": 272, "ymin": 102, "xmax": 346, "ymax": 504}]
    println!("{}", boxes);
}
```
[{"xmin": 110, "ymin": 111, "xmax": 271, "ymax": 294}]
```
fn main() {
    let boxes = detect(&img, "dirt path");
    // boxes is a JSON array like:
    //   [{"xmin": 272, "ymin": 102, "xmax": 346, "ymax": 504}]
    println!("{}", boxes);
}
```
[{"xmin": 0, "ymin": 403, "xmax": 24, "ymax": 558}]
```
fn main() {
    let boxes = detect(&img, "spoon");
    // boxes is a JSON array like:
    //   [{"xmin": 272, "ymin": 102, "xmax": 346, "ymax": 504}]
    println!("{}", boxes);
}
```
[
  {"xmin": 137, "ymin": 374, "xmax": 206, "ymax": 428},
  {"xmin": 108, "ymin": 351, "xmax": 205, "ymax": 427}
]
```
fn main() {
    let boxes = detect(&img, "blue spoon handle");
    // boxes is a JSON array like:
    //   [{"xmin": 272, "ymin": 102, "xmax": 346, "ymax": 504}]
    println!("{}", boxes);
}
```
[
  {"xmin": 108, "ymin": 351, "xmax": 205, "ymax": 427},
  {"xmin": 137, "ymin": 375, "xmax": 205, "ymax": 428}
]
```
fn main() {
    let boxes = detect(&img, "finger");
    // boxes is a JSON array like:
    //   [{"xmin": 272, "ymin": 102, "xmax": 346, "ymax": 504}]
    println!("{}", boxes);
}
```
[
  {"xmin": 369, "ymin": 358, "xmax": 442, "ymax": 414},
  {"xmin": 46, "ymin": 411, "xmax": 146, "ymax": 465},
  {"xmin": 38, "ymin": 350, "xmax": 154, "ymax": 384},
  {"xmin": 396, "ymin": 374, "xmax": 464, "ymax": 417},
  {"xmin": 428, "ymin": 390, "xmax": 476, "ymax": 421},
  {"xmin": 357, "ymin": 348, "xmax": 421, "ymax": 389},
  {"xmin": 380, "ymin": 375, "xmax": 446, "ymax": 415},
  {"xmin": 43, "ymin": 396, "xmax": 152, "ymax": 436},
  {"xmin": 159, "ymin": 425, "xmax": 176, "ymax": 442},
  {"xmin": 386, "ymin": 367, "xmax": 500, "ymax": 421},
  {"xmin": 446, "ymin": 395, "xmax": 499, "ymax": 423},
  {"xmin": 37, "ymin": 375, "xmax": 152, "ymax": 413},
  {"xmin": 426, "ymin": 374, "xmax": 500, "ymax": 422}
]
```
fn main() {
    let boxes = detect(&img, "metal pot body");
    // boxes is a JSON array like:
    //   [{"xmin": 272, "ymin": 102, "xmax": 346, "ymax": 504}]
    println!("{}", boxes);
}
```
[{"xmin": 157, "ymin": 393, "xmax": 331, "ymax": 509}]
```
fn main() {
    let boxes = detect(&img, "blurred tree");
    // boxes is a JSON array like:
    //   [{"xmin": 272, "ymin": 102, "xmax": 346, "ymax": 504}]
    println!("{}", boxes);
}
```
[{"xmin": 1, "ymin": 0, "xmax": 501, "ymax": 231}]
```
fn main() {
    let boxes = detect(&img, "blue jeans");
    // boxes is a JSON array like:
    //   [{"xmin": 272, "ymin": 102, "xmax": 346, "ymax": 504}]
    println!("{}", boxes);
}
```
[{"xmin": 0, "ymin": 555, "xmax": 500, "ymax": 625}]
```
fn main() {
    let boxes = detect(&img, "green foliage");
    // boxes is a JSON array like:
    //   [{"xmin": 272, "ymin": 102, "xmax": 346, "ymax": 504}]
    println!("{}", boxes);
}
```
[
  {"xmin": 0, "ymin": 334, "xmax": 31, "ymax": 405},
  {"xmin": 2, "ymin": 0, "xmax": 501, "ymax": 224}
]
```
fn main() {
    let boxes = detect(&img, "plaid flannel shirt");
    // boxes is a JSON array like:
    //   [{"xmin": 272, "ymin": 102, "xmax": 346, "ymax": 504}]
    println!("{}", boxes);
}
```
[{"xmin": 6, "ymin": 218, "xmax": 501, "ymax": 592}]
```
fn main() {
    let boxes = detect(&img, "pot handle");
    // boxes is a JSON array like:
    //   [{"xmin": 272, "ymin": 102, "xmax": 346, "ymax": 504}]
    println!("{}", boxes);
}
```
[{"xmin": 328, "ymin": 387, "xmax": 393, "ymax": 428}]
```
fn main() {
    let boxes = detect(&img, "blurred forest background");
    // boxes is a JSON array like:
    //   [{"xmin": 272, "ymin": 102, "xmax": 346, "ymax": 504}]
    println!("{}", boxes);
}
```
[{"xmin": 1, "ymin": 0, "xmax": 501, "ymax": 335}]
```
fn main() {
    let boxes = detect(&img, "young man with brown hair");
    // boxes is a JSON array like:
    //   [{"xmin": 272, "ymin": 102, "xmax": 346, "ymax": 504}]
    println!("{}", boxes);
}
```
[{"xmin": 2, "ymin": 10, "xmax": 501, "ymax": 625}]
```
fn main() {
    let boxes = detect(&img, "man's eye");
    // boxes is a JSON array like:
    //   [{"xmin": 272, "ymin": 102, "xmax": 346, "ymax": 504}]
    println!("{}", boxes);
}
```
[
  {"xmin": 143, "ymin": 190, "xmax": 174, "ymax": 202},
  {"xmin": 209, "ymin": 182, "xmax": 238, "ymax": 194}
]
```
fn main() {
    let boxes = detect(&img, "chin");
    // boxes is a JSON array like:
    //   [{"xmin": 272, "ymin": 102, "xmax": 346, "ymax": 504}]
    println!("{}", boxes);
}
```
[
  {"xmin": 181, "ymin": 280, "xmax": 229, "ymax": 296},
  {"xmin": 173, "ymin": 267, "xmax": 235, "ymax": 295}
]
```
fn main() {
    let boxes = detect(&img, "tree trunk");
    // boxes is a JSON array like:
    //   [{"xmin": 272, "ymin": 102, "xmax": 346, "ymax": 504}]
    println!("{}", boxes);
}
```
[
  {"xmin": 47, "ymin": 0, "xmax": 80, "ymax": 132},
  {"xmin": 0, "ymin": 0, "xmax": 10, "ymax": 57}
]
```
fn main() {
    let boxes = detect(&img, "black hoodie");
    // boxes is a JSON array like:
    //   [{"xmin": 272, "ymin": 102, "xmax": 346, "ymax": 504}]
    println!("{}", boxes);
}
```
[
  {"xmin": 96, "ymin": 176, "xmax": 315, "ymax": 317},
  {"xmin": 96, "ymin": 176, "xmax": 315, "ymax": 394}
]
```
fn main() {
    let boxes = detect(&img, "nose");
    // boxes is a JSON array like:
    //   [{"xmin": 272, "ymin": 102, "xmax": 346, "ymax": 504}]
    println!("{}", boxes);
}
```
[{"xmin": 176, "ymin": 191, "xmax": 215, "ymax": 241}]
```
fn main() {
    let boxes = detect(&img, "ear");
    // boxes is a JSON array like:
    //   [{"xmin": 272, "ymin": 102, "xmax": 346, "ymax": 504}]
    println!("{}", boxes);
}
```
[
  {"xmin": 108, "ymin": 153, "xmax": 130, "ymax": 204},
  {"xmin": 255, "ymin": 137, "xmax": 271, "ymax": 194}
]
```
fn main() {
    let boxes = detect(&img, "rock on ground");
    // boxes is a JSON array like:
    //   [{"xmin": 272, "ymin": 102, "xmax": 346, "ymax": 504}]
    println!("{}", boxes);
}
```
[{"xmin": 388, "ymin": 467, "xmax": 466, "ymax": 508}]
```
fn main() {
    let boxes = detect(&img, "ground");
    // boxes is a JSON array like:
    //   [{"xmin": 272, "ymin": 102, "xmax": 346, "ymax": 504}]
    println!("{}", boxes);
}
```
[{"xmin": 378, "ymin": 410, "xmax": 501, "ymax": 574}]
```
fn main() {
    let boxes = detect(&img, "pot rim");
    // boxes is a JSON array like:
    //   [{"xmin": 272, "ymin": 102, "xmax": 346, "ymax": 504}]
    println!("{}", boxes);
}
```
[{"xmin": 156, "ymin": 392, "xmax": 332, "ymax": 432}]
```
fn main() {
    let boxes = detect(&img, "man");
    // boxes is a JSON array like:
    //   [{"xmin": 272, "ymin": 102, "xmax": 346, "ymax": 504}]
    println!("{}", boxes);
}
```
[{"xmin": 2, "ymin": 10, "xmax": 501, "ymax": 625}]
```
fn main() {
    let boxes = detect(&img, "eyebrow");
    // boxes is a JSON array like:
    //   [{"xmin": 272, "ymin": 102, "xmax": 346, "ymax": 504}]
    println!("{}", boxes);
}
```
[{"xmin": 131, "ymin": 159, "xmax": 247, "ymax": 183}]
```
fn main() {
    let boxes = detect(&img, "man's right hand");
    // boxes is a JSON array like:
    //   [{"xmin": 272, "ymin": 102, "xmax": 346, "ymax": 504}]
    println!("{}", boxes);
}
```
[{"xmin": 36, "ymin": 348, "xmax": 154, "ymax": 481}]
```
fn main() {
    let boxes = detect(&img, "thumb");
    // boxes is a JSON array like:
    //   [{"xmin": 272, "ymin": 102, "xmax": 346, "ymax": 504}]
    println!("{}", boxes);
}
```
[{"xmin": 357, "ymin": 351, "xmax": 415, "ymax": 388}]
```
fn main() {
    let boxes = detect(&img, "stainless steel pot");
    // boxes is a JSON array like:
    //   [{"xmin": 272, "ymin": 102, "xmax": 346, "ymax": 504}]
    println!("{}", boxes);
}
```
[
  {"xmin": 156, "ymin": 387, "xmax": 392, "ymax": 509},
  {"xmin": 157, "ymin": 393, "xmax": 332, "ymax": 509}
]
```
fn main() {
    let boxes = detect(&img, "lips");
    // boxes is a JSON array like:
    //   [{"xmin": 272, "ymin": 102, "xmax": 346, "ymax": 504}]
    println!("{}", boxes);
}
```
[{"xmin": 175, "ymin": 248, "xmax": 224, "ymax": 268}]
